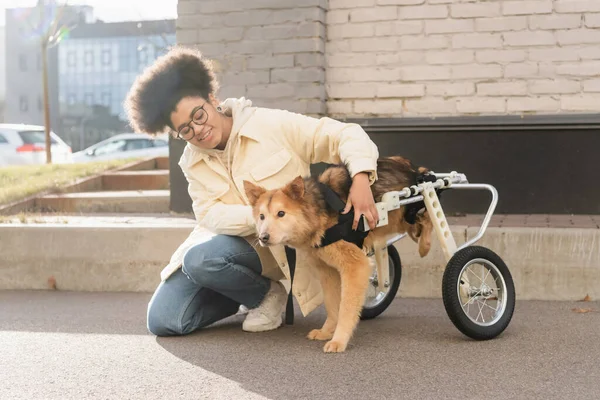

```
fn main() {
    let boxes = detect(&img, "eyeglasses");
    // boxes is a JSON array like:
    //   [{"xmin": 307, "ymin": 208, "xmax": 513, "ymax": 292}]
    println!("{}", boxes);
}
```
[{"xmin": 174, "ymin": 104, "xmax": 208, "ymax": 141}]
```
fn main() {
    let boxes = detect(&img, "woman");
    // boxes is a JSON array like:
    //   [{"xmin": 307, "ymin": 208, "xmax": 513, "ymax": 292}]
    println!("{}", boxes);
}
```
[{"xmin": 125, "ymin": 46, "xmax": 380, "ymax": 336}]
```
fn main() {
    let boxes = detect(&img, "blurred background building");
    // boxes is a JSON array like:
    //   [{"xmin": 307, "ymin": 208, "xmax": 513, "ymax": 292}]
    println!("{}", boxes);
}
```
[
  {"xmin": 2, "ymin": 4, "xmax": 174, "ymax": 151},
  {"xmin": 0, "ymin": 25, "xmax": 5, "ymax": 122}
]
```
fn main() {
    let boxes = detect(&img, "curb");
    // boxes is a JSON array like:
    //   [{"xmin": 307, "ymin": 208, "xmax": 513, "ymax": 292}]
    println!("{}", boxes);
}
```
[
  {"xmin": 395, "ymin": 226, "xmax": 600, "ymax": 301},
  {"xmin": 1, "ymin": 222, "xmax": 598, "ymax": 301}
]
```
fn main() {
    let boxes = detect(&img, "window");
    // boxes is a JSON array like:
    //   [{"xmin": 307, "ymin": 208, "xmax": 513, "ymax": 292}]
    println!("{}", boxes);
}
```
[
  {"xmin": 0, "ymin": 134, "xmax": 8, "ymax": 144},
  {"xmin": 18, "ymin": 130, "xmax": 58, "ymax": 145},
  {"xmin": 84, "ymin": 50, "xmax": 94, "ymax": 66},
  {"xmin": 38, "ymin": 96, "xmax": 43, "ymax": 112},
  {"xmin": 152, "ymin": 139, "xmax": 168, "ymax": 147},
  {"xmin": 101, "ymin": 92, "xmax": 111, "ymax": 107},
  {"xmin": 94, "ymin": 139, "xmax": 126, "ymax": 156},
  {"xmin": 125, "ymin": 139, "xmax": 153, "ymax": 151},
  {"xmin": 67, "ymin": 93, "xmax": 77, "ymax": 105},
  {"xmin": 138, "ymin": 47, "xmax": 148, "ymax": 66},
  {"xmin": 101, "ymin": 50, "xmax": 111, "ymax": 66},
  {"xmin": 37, "ymin": 54, "xmax": 42, "ymax": 71},
  {"xmin": 19, "ymin": 54, "xmax": 27, "ymax": 71},
  {"xmin": 67, "ymin": 51, "xmax": 76, "ymax": 67},
  {"xmin": 84, "ymin": 93, "xmax": 94, "ymax": 106},
  {"xmin": 20, "ymin": 96, "xmax": 28, "ymax": 112}
]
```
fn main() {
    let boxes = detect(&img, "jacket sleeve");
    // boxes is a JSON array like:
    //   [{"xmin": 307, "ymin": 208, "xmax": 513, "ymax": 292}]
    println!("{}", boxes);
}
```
[
  {"xmin": 187, "ymin": 175, "xmax": 257, "ymax": 236},
  {"xmin": 179, "ymin": 150, "xmax": 256, "ymax": 236},
  {"xmin": 275, "ymin": 109, "xmax": 379, "ymax": 184}
]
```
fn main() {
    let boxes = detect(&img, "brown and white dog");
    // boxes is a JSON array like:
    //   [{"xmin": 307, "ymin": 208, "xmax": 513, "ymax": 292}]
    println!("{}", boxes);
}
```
[{"xmin": 243, "ymin": 156, "xmax": 433, "ymax": 353}]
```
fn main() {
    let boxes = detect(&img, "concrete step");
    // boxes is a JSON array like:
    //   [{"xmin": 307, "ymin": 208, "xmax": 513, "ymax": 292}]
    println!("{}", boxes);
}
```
[
  {"xmin": 0, "ymin": 214, "xmax": 598, "ymax": 300},
  {"xmin": 102, "ymin": 170, "xmax": 169, "ymax": 191},
  {"xmin": 118, "ymin": 156, "xmax": 169, "ymax": 171},
  {"xmin": 155, "ymin": 156, "xmax": 169, "ymax": 170},
  {"xmin": 35, "ymin": 190, "xmax": 170, "ymax": 213}
]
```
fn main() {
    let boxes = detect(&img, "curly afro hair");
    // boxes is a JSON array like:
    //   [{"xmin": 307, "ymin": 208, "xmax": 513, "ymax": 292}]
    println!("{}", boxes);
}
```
[{"xmin": 124, "ymin": 46, "xmax": 219, "ymax": 134}]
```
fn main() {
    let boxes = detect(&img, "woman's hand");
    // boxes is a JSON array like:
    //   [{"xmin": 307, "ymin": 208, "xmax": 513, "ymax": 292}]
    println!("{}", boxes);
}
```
[{"xmin": 342, "ymin": 172, "xmax": 379, "ymax": 231}]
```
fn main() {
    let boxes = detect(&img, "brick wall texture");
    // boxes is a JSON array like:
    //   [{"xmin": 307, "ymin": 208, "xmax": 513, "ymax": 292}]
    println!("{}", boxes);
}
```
[{"xmin": 177, "ymin": 0, "xmax": 600, "ymax": 118}]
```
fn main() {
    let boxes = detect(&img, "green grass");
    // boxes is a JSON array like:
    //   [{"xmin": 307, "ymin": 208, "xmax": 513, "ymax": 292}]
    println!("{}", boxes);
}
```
[{"xmin": 0, "ymin": 159, "xmax": 134, "ymax": 206}]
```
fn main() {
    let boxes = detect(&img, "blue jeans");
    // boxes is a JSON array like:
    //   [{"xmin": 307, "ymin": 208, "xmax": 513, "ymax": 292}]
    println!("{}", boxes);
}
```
[{"xmin": 147, "ymin": 235, "xmax": 271, "ymax": 336}]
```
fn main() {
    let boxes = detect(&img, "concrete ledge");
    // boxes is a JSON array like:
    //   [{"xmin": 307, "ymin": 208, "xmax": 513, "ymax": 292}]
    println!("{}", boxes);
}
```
[
  {"xmin": 0, "ymin": 221, "xmax": 598, "ymax": 301},
  {"xmin": 396, "ymin": 225, "xmax": 467, "ymax": 299},
  {"xmin": 0, "ymin": 223, "xmax": 197, "ymax": 292},
  {"xmin": 465, "ymin": 227, "xmax": 600, "ymax": 301},
  {"xmin": 395, "ymin": 226, "xmax": 599, "ymax": 301}
]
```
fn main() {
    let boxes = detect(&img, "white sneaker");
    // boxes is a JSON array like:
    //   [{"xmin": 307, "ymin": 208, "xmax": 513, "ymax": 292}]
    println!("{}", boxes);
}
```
[{"xmin": 242, "ymin": 281, "xmax": 287, "ymax": 332}]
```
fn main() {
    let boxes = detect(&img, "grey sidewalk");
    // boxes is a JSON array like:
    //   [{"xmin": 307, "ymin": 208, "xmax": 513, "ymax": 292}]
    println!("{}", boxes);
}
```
[{"xmin": 1, "ymin": 290, "xmax": 599, "ymax": 400}]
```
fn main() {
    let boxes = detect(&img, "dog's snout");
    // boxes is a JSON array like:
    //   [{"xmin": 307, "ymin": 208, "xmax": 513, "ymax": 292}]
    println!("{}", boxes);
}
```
[{"xmin": 259, "ymin": 233, "xmax": 270, "ymax": 243}]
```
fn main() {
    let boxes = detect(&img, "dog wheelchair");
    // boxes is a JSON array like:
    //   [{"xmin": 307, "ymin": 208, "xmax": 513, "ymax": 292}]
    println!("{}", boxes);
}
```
[{"xmin": 360, "ymin": 171, "xmax": 516, "ymax": 340}]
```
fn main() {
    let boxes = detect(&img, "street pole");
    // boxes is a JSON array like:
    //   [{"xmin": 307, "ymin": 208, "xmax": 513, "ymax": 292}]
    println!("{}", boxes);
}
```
[
  {"xmin": 41, "ymin": 39, "xmax": 52, "ymax": 164},
  {"xmin": 39, "ymin": 0, "xmax": 52, "ymax": 164}
]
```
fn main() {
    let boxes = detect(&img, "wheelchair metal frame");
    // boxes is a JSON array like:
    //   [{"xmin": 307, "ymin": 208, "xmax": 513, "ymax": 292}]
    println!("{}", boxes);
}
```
[{"xmin": 364, "ymin": 171, "xmax": 499, "ymax": 291}]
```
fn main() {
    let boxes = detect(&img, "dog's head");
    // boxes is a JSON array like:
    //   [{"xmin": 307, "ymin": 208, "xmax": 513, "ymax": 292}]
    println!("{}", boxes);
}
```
[{"xmin": 243, "ymin": 176, "xmax": 313, "ymax": 247}]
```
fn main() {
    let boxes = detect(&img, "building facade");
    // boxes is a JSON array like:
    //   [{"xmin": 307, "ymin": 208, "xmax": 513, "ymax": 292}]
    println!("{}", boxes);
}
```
[
  {"xmin": 171, "ymin": 0, "xmax": 600, "ymax": 214},
  {"xmin": 176, "ymin": 0, "xmax": 600, "ymax": 118},
  {"xmin": 57, "ymin": 20, "xmax": 175, "ymax": 150},
  {"xmin": 0, "ymin": 26, "xmax": 5, "ymax": 121},
  {"xmin": 58, "ymin": 20, "xmax": 176, "ymax": 121},
  {"xmin": 4, "ymin": 5, "xmax": 175, "ymax": 151}
]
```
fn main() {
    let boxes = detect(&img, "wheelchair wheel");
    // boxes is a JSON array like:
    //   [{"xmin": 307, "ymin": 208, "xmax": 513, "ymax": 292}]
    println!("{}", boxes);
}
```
[
  {"xmin": 361, "ymin": 245, "xmax": 402, "ymax": 320},
  {"xmin": 442, "ymin": 246, "xmax": 515, "ymax": 340}
]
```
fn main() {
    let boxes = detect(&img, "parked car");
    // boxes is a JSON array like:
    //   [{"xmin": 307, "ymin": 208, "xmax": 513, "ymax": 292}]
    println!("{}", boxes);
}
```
[
  {"xmin": 72, "ymin": 133, "xmax": 169, "ymax": 163},
  {"xmin": 0, "ymin": 124, "xmax": 73, "ymax": 167}
]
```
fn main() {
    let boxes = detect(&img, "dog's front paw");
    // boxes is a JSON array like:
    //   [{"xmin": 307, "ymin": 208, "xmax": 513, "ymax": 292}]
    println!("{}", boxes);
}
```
[
  {"xmin": 307, "ymin": 329, "xmax": 333, "ymax": 341},
  {"xmin": 323, "ymin": 340, "xmax": 347, "ymax": 353}
]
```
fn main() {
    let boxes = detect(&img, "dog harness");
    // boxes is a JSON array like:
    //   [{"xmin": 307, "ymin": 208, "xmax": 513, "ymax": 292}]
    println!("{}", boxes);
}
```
[{"xmin": 314, "ymin": 182, "xmax": 370, "ymax": 249}]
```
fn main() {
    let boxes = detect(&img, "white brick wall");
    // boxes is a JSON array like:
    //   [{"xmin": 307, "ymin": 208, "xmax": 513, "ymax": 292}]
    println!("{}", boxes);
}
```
[
  {"xmin": 179, "ymin": 0, "xmax": 600, "ymax": 117},
  {"xmin": 177, "ymin": 0, "xmax": 327, "ymax": 116},
  {"xmin": 326, "ymin": 0, "xmax": 600, "ymax": 117}
]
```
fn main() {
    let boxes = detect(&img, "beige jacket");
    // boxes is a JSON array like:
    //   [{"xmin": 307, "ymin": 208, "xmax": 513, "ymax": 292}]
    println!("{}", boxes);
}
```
[{"xmin": 161, "ymin": 97, "xmax": 379, "ymax": 317}]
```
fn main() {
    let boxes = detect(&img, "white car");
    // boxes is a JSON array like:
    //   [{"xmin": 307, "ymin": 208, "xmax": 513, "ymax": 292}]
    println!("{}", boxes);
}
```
[
  {"xmin": 72, "ymin": 133, "xmax": 169, "ymax": 163},
  {"xmin": 0, "ymin": 124, "xmax": 73, "ymax": 166}
]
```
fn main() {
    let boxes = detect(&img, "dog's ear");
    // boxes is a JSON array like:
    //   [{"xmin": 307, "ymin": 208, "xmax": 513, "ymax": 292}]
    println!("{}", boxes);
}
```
[
  {"xmin": 283, "ymin": 176, "xmax": 305, "ymax": 201},
  {"xmin": 243, "ymin": 180, "xmax": 266, "ymax": 206}
]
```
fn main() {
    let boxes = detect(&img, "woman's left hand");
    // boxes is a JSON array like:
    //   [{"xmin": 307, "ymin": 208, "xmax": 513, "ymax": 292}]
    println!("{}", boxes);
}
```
[{"xmin": 343, "ymin": 172, "xmax": 379, "ymax": 231}]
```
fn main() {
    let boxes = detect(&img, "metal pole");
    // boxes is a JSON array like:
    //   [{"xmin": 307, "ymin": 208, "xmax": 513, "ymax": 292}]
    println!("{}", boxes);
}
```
[{"xmin": 41, "ymin": 4, "xmax": 52, "ymax": 164}]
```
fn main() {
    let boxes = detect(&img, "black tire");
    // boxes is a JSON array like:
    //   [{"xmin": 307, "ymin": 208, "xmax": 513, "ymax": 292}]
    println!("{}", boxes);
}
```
[
  {"xmin": 442, "ymin": 246, "xmax": 515, "ymax": 340},
  {"xmin": 361, "ymin": 245, "xmax": 402, "ymax": 320}
]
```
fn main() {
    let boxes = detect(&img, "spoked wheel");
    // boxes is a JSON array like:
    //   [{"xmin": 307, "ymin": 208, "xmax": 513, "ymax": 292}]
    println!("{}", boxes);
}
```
[
  {"xmin": 361, "ymin": 245, "xmax": 402, "ymax": 320},
  {"xmin": 442, "ymin": 246, "xmax": 515, "ymax": 340}
]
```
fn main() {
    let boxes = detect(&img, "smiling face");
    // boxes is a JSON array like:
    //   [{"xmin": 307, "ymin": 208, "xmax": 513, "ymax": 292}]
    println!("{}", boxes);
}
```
[{"xmin": 170, "ymin": 95, "xmax": 231, "ymax": 150}]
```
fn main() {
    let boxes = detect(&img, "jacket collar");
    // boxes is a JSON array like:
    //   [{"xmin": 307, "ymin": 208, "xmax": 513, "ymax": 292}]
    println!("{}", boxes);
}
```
[{"xmin": 182, "ymin": 127, "xmax": 261, "ymax": 168}]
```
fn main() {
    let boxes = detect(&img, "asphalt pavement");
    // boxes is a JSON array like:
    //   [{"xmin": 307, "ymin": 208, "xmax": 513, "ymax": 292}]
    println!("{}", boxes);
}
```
[{"xmin": 1, "ymin": 290, "xmax": 599, "ymax": 400}]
